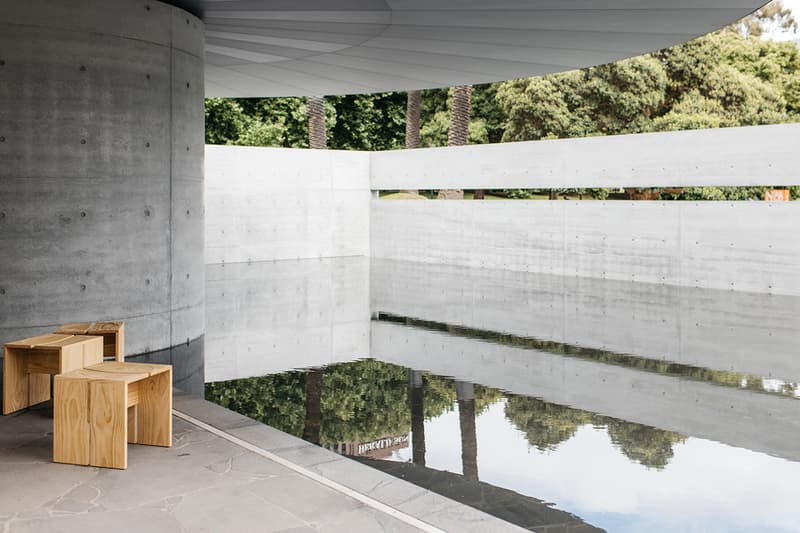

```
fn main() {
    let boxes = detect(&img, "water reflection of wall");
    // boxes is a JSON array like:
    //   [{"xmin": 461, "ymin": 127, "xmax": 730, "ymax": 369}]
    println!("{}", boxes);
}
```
[
  {"xmin": 371, "ymin": 321, "xmax": 800, "ymax": 463},
  {"xmin": 205, "ymin": 257, "xmax": 370, "ymax": 381},
  {"xmin": 372, "ymin": 258, "xmax": 800, "ymax": 383}
]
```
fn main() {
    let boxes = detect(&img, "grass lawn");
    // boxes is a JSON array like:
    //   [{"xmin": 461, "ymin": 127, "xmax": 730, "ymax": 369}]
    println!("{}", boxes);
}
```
[{"xmin": 379, "ymin": 191, "xmax": 602, "ymax": 200}]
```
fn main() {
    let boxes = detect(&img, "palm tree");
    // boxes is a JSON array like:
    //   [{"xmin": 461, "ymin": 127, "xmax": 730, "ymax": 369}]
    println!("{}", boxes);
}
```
[
  {"xmin": 438, "ymin": 85, "xmax": 471, "ymax": 199},
  {"xmin": 403, "ymin": 90, "xmax": 422, "ymax": 194},
  {"xmin": 307, "ymin": 96, "xmax": 327, "ymax": 149}
]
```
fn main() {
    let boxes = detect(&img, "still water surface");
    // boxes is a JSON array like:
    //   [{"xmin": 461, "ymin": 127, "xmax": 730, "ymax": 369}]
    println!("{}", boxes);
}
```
[{"xmin": 205, "ymin": 257, "xmax": 800, "ymax": 533}]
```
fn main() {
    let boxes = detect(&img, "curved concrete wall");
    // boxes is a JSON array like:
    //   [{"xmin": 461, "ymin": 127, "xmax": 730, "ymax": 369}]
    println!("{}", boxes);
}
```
[{"xmin": 0, "ymin": 0, "xmax": 205, "ymax": 356}]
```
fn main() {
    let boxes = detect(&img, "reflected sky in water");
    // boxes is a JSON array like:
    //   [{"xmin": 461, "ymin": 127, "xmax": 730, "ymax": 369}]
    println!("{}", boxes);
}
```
[
  {"xmin": 411, "ymin": 399, "xmax": 800, "ymax": 533},
  {"xmin": 204, "ymin": 257, "xmax": 800, "ymax": 532}
]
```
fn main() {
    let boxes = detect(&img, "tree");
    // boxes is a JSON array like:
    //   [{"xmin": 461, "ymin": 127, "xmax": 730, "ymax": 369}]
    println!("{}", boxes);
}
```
[
  {"xmin": 504, "ymin": 396, "xmax": 594, "ymax": 452},
  {"xmin": 605, "ymin": 420, "xmax": 685, "ymax": 470},
  {"xmin": 327, "ymin": 93, "xmax": 405, "ymax": 151},
  {"xmin": 204, "ymin": 98, "xmax": 246, "ymax": 144},
  {"xmin": 583, "ymin": 55, "xmax": 668, "ymax": 135}
]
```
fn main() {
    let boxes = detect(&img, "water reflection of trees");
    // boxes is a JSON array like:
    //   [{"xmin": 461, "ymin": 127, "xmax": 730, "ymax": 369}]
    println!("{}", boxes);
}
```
[
  {"xmin": 206, "ymin": 359, "xmax": 457, "ymax": 447},
  {"xmin": 504, "ymin": 395, "xmax": 686, "ymax": 470},
  {"xmin": 504, "ymin": 396, "xmax": 595, "ymax": 452},
  {"xmin": 604, "ymin": 419, "xmax": 685, "ymax": 470},
  {"xmin": 205, "ymin": 359, "xmax": 686, "ymax": 471}
]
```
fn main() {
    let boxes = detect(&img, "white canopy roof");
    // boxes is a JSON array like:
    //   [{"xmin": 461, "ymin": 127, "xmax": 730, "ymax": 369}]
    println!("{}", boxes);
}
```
[{"xmin": 171, "ymin": 0, "xmax": 768, "ymax": 97}]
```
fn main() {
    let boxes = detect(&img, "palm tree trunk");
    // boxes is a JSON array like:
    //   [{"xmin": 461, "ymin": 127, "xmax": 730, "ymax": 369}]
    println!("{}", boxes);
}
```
[
  {"xmin": 456, "ymin": 381, "xmax": 478, "ymax": 481},
  {"xmin": 438, "ymin": 86, "xmax": 471, "ymax": 200},
  {"xmin": 307, "ymin": 96, "xmax": 327, "ymax": 150},
  {"xmin": 403, "ymin": 90, "xmax": 422, "ymax": 195},
  {"xmin": 303, "ymin": 369, "xmax": 323, "ymax": 445},
  {"xmin": 405, "ymin": 90, "xmax": 421, "ymax": 150},
  {"xmin": 409, "ymin": 370, "xmax": 426, "ymax": 466}
]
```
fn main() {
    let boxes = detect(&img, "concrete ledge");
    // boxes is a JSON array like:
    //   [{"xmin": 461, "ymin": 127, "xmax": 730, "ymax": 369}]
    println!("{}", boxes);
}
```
[{"xmin": 173, "ymin": 392, "xmax": 528, "ymax": 533}]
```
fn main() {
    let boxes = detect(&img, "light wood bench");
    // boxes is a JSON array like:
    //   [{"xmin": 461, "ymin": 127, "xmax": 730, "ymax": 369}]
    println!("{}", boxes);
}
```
[
  {"xmin": 3, "ymin": 334, "xmax": 104, "ymax": 415},
  {"xmin": 54, "ymin": 362, "xmax": 172, "ymax": 470},
  {"xmin": 54, "ymin": 322, "xmax": 125, "ymax": 362}
]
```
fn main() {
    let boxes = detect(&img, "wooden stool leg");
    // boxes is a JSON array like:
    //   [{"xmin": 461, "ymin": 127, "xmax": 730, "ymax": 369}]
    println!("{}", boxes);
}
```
[
  {"xmin": 53, "ymin": 378, "xmax": 90, "ymax": 465},
  {"xmin": 90, "ymin": 380, "xmax": 128, "ymax": 469},
  {"xmin": 3, "ymin": 347, "xmax": 28, "ymax": 415},
  {"xmin": 137, "ymin": 369, "xmax": 172, "ymax": 447},
  {"xmin": 128, "ymin": 405, "xmax": 138, "ymax": 444},
  {"xmin": 115, "ymin": 325, "xmax": 124, "ymax": 362},
  {"xmin": 28, "ymin": 373, "xmax": 51, "ymax": 408}
]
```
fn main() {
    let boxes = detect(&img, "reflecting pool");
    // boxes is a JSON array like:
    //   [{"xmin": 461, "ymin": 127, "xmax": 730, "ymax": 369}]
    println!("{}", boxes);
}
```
[{"xmin": 205, "ymin": 257, "xmax": 800, "ymax": 533}]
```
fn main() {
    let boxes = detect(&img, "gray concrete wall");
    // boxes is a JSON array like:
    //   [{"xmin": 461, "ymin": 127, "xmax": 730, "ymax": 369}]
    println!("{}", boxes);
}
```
[
  {"xmin": 371, "ymin": 200, "xmax": 800, "ymax": 295},
  {"xmin": 0, "ymin": 0, "xmax": 205, "ymax": 357},
  {"xmin": 205, "ymin": 145, "xmax": 370, "ymax": 265},
  {"xmin": 371, "ymin": 259, "xmax": 800, "ymax": 382},
  {"xmin": 371, "ymin": 123, "xmax": 800, "ymax": 190}
]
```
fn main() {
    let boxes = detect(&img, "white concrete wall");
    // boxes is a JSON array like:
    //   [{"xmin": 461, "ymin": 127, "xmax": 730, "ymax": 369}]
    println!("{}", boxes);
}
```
[
  {"xmin": 205, "ymin": 145, "xmax": 370, "ymax": 264},
  {"xmin": 371, "ymin": 200, "xmax": 800, "ymax": 295},
  {"xmin": 371, "ymin": 123, "xmax": 800, "ymax": 190},
  {"xmin": 205, "ymin": 125, "xmax": 800, "ymax": 295}
]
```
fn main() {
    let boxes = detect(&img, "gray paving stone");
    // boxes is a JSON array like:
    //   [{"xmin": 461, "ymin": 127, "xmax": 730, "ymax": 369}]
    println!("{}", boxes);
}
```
[{"xmin": 0, "ymin": 398, "xmax": 527, "ymax": 533}]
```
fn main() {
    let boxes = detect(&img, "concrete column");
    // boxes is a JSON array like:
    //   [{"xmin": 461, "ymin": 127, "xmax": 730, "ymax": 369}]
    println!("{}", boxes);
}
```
[{"xmin": 0, "ymin": 0, "xmax": 205, "ymax": 385}]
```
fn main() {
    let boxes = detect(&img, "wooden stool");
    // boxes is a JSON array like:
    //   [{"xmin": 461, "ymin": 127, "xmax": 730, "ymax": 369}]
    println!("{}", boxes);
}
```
[
  {"xmin": 54, "ymin": 362, "xmax": 172, "ymax": 470},
  {"xmin": 3, "ymin": 334, "xmax": 104, "ymax": 415},
  {"xmin": 54, "ymin": 322, "xmax": 125, "ymax": 361}
]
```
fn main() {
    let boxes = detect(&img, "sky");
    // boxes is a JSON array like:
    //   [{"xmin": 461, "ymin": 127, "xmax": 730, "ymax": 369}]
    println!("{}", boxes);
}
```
[{"xmin": 765, "ymin": 0, "xmax": 800, "ymax": 40}]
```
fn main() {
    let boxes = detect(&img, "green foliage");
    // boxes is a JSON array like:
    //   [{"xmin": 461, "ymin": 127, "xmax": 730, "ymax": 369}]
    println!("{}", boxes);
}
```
[
  {"xmin": 204, "ymin": 98, "xmax": 247, "ymax": 145},
  {"xmin": 498, "ymin": 30, "xmax": 800, "ymax": 144},
  {"xmin": 327, "ymin": 93, "xmax": 406, "ymax": 150},
  {"xmin": 234, "ymin": 117, "xmax": 288, "ymax": 147},
  {"xmin": 584, "ymin": 55, "xmax": 669, "ymax": 134},
  {"xmin": 605, "ymin": 420, "xmax": 686, "ymax": 470},
  {"xmin": 206, "ymin": 371, "xmax": 307, "ymax": 436},
  {"xmin": 703, "ymin": 64, "xmax": 785, "ymax": 125},
  {"xmin": 505, "ymin": 395, "xmax": 686, "ymax": 469},
  {"xmin": 420, "ymin": 86, "xmax": 492, "ymax": 147},
  {"xmin": 658, "ymin": 186, "xmax": 796, "ymax": 201},
  {"xmin": 206, "ymin": 359, "xmax": 458, "ymax": 447},
  {"xmin": 504, "ymin": 396, "xmax": 594, "ymax": 452},
  {"xmin": 652, "ymin": 89, "xmax": 724, "ymax": 131},
  {"xmin": 497, "ymin": 77, "xmax": 575, "ymax": 141}
]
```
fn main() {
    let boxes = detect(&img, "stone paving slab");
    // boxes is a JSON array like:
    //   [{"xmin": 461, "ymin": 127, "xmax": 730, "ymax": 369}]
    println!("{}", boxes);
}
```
[{"xmin": 0, "ymin": 396, "xmax": 525, "ymax": 533}]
